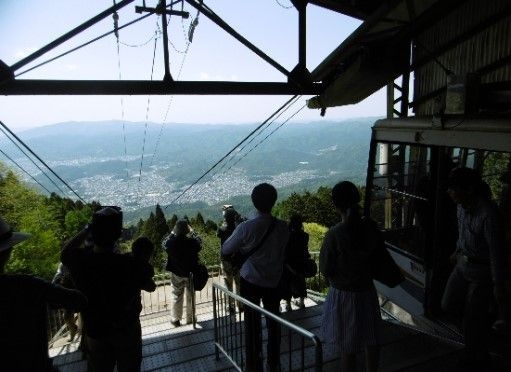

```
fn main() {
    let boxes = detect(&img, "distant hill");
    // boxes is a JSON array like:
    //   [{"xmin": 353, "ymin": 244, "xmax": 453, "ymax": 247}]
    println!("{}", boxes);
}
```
[{"xmin": 1, "ymin": 118, "xmax": 378, "ymax": 222}]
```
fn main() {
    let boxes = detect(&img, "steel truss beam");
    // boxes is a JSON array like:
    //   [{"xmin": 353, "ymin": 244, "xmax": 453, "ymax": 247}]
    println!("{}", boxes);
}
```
[{"xmin": 0, "ymin": 80, "xmax": 322, "ymax": 95}]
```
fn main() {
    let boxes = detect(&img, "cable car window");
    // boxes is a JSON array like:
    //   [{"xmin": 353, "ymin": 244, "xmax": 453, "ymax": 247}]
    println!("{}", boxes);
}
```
[
  {"xmin": 370, "ymin": 143, "xmax": 511, "ymax": 262},
  {"xmin": 370, "ymin": 142, "xmax": 431, "ymax": 260}
]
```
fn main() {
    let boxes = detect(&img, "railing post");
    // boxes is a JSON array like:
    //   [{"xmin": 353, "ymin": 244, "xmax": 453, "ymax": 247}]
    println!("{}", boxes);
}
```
[
  {"xmin": 189, "ymin": 272, "xmax": 196, "ymax": 329},
  {"xmin": 212, "ymin": 282, "xmax": 323, "ymax": 371},
  {"xmin": 212, "ymin": 284, "xmax": 220, "ymax": 361},
  {"xmin": 313, "ymin": 335, "xmax": 323, "ymax": 372}
]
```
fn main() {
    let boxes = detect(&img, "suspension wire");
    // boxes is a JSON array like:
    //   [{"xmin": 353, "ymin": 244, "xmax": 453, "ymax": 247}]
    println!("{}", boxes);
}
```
[
  {"xmin": 178, "ymin": 99, "xmax": 305, "ymax": 205},
  {"xmin": 215, "ymin": 95, "xmax": 301, "ymax": 175},
  {"xmin": 164, "ymin": 95, "xmax": 298, "ymax": 209},
  {"xmin": 150, "ymin": 10, "xmax": 197, "ymax": 167},
  {"xmin": 226, "ymin": 103, "xmax": 306, "ymax": 172},
  {"xmin": 275, "ymin": 0, "xmax": 294, "ymax": 9},
  {"xmin": 0, "ymin": 125, "xmax": 67, "ymax": 196},
  {"xmin": 137, "ymin": 30, "xmax": 159, "ymax": 195},
  {"xmin": 0, "ymin": 121, "xmax": 85, "ymax": 202},
  {"xmin": 0, "ymin": 148, "xmax": 52, "ymax": 194},
  {"xmin": 120, "ymin": 33, "xmax": 158, "ymax": 47},
  {"xmin": 174, "ymin": 96, "xmax": 303, "ymax": 206},
  {"xmin": 112, "ymin": 4, "xmax": 130, "ymax": 181},
  {"xmin": 15, "ymin": 12, "xmax": 153, "ymax": 77}
]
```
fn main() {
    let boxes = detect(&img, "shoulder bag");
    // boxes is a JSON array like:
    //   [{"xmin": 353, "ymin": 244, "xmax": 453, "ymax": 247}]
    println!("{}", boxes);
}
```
[{"xmin": 226, "ymin": 218, "xmax": 276, "ymax": 270}]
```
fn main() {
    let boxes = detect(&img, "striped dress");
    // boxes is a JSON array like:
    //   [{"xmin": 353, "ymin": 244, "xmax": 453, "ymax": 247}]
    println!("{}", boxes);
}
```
[
  {"xmin": 319, "ymin": 220, "xmax": 382, "ymax": 353},
  {"xmin": 321, "ymin": 286, "xmax": 381, "ymax": 353}
]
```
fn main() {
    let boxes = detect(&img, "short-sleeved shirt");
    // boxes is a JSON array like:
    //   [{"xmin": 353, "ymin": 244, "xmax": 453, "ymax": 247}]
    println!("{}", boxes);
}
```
[
  {"xmin": 62, "ymin": 249, "xmax": 154, "ymax": 338},
  {"xmin": 0, "ymin": 274, "xmax": 86, "ymax": 371},
  {"xmin": 222, "ymin": 211, "xmax": 289, "ymax": 288}
]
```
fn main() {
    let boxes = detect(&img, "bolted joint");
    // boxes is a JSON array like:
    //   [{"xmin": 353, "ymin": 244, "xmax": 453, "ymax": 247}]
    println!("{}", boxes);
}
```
[
  {"xmin": 290, "ymin": 0, "xmax": 308, "ymax": 11},
  {"xmin": 0, "ymin": 60, "xmax": 14, "ymax": 83},
  {"xmin": 289, "ymin": 64, "xmax": 313, "ymax": 89}
]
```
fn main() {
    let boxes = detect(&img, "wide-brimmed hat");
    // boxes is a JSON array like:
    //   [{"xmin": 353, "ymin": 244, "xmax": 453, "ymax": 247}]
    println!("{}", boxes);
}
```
[{"xmin": 0, "ymin": 218, "xmax": 31, "ymax": 253}]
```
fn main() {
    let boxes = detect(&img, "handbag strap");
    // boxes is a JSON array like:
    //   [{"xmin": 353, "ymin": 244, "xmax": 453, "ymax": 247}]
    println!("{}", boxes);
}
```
[{"xmin": 243, "ymin": 217, "xmax": 276, "ymax": 261}]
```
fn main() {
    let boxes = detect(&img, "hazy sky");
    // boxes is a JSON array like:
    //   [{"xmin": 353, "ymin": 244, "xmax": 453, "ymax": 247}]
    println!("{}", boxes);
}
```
[{"xmin": 0, "ymin": 0, "xmax": 386, "ymax": 131}]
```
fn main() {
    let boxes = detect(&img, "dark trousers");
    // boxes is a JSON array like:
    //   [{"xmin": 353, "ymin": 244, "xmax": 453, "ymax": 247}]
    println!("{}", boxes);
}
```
[
  {"xmin": 441, "ymin": 260, "xmax": 492, "ymax": 359},
  {"xmin": 240, "ymin": 276, "xmax": 281, "ymax": 371},
  {"xmin": 86, "ymin": 321, "xmax": 142, "ymax": 372}
]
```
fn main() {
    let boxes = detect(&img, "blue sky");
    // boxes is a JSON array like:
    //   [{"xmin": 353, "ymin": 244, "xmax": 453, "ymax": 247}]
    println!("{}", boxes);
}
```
[{"xmin": 0, "ymin": 0, "xmax": 385, "ymax": 131}]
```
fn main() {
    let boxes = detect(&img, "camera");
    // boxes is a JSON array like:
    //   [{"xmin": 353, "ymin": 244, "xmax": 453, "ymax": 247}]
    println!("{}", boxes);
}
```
[{"xmin": 90, "ymin": 206, "xmax": 123, "ymax": 245}]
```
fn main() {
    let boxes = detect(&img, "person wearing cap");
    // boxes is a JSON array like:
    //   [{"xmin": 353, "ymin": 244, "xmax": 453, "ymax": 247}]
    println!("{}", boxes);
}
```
[
  {"xmin": 0, "ymin": 217, "xmax": 87, "ymax": 372},
  {"xmin": 162, "ymin": 219, "xmax": 202, "ymax": 327},
  {"xmin": 61, "ymin": 207, "xmax": 156, "ymax": 372},
  {"xmin": 442, "ymin": 167, "xmax": 507, "ymax": 367},
  {"xmin": 222, "ymin": 183, "xmax": 289, "ymax": 372},
  {"xmin": 218, "ymin": 206, "xmax": 241, "ymax": 313}
]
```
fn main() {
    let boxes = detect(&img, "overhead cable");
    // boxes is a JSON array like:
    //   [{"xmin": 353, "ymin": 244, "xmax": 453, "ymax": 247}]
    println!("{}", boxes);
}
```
[
  {"xmin": 164, "ymin": 95, "xmax": 298, "ymax": 209},
  {"xmin": 0, "ymin": 148, "xmax": 52, "ymax": 194},
  {"xmin": 0, "ymin": 125, "xmax": 67, "ymax": 196},
  {"xmin": 180, "ymin": 99, "xmax": 305, "ymax": 205},
  {"xmin": 216, "ymin": 95, "xmax": 301, "ymax": 174},
  {"xmin": 226, "ymin": 103, "xmax": 306, "ymax": 172},
  {"xmin": 275, "ymin": 0, "xmax": 294, "ymax": 9},
  {"xmin": 15, "ymin": 12, "xmax": 153, "ymax": 77},
  {"xmin": 136, "ymin": 29, "xmax": 159, "ymax": 203},
  {"xmin": 113, "ymin": 6, "xmax": 130, "ymax": 181},
  {"xmin": 0, "ymin": 121, "xmax": 86, "ymax": 203},
  {"xmin": 150, "ymin": 20, "xmax": 195, "ymax": 167}
]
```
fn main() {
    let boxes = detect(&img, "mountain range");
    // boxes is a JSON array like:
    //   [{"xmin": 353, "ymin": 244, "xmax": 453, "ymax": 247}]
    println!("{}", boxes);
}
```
[{"xmin": 0, "ymin": 118, "xmax": 378, "ymax": 222}]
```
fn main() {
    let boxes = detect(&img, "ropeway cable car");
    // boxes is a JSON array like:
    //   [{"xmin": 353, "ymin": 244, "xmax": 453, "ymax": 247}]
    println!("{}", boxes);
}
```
[
  {"xmin": 365, "ymin": 117, "xmax": 511, "ymax": 327},
  {"xmin": 309, "ymin": 0, "xmax": 511, "ymax": 343}
]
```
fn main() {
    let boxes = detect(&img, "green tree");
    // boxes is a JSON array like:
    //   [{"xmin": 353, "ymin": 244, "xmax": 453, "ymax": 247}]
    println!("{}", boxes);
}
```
[
  {"xmin": 205, "ymin": 219, "xmax": 218, "ymax": 232},
  {"xmin": 151, "ymin": 205, "xmax": 170, "ymax": 269},
  {"xmin": 274, "ymin": 186, "xmax": 338, "ymax": 226},
  {"xmin": 168, "ymin": 214, "xmax": 178, "ymax": 231},
  {"xmin": 154, "ymin": 204, "xmax": 170, "ymax": 242},
  {"xmin": 142, "ymin": 212, "xmax": 155, "ymax": 240},
  {"xmin": 64, "ymin": 205, "xmax": 93, "ymax": 237},
  {"xmin": 195, "ymin": 212, "xmax": 205, "ymax": 227}
]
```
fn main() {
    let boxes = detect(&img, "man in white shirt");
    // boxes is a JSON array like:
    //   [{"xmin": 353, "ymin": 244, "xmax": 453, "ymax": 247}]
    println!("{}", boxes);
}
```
[{"xmin": 222, "ymin": 183, "xmax": 289, "ymax": 371}]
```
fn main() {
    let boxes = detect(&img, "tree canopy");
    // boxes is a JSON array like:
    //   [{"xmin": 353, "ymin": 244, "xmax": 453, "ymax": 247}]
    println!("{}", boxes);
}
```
[{"xmin": 0, "ymin": 164, "xmax": 96, "ymax": 279}]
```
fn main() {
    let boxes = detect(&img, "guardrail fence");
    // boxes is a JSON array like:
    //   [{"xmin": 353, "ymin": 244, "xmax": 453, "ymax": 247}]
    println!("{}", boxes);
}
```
[{"xmin": 212, "ymin": 282, "xmax": 323, "ymax": 372}]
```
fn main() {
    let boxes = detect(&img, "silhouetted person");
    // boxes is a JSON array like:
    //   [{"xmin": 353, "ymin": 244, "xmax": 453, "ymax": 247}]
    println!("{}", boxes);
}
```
[
  {"xmin": 493, "ymin": 169, "xmax": 511, "ymax": 333},
  {"xmin": 442, "ymin": 167, "xmax": 507, "ymax": 368},
  {"xmin": 163, "ymin": 219, "xmax": 201, "ymax": 327},
  {"xmin": 130, "ymin": 236, "xmax": 155, "ymax": 316},
  {"xmin": 222, "ymin": 183, "xmax": 289, "ymax": 372},
  {"xmin": 62, "ymin": 207, "xmax": 156, "ymax": 372},
  {"xmin": 283, "ymin": 214, "xmax": 310, "ymax": 311},
  {"xmin": 218, "ymin": 206, "xmax": 241, "ymax": 313},
  {"xmin": 320, "ymin": 181, "xmax": 381, "ymax": 372},
  {"xmin": 0, "ymin": 217, "xmax": 87, "ymax": 372}
]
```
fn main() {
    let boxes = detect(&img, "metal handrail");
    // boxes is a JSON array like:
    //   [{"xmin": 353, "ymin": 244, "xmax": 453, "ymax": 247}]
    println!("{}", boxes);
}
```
[
  {"xmin": 212, "ymin": 282, "xmax": 323, "ymax": 371},
  {"xmin": 48, "ymin": 265, "xmax": 221, "ymax": 347}
]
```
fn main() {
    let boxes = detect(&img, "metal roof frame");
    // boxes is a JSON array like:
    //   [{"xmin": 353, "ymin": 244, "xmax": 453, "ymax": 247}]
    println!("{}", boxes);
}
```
[{"xmin": 1, "ymin": 0, "xmax": 502, "ymax": 104}]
